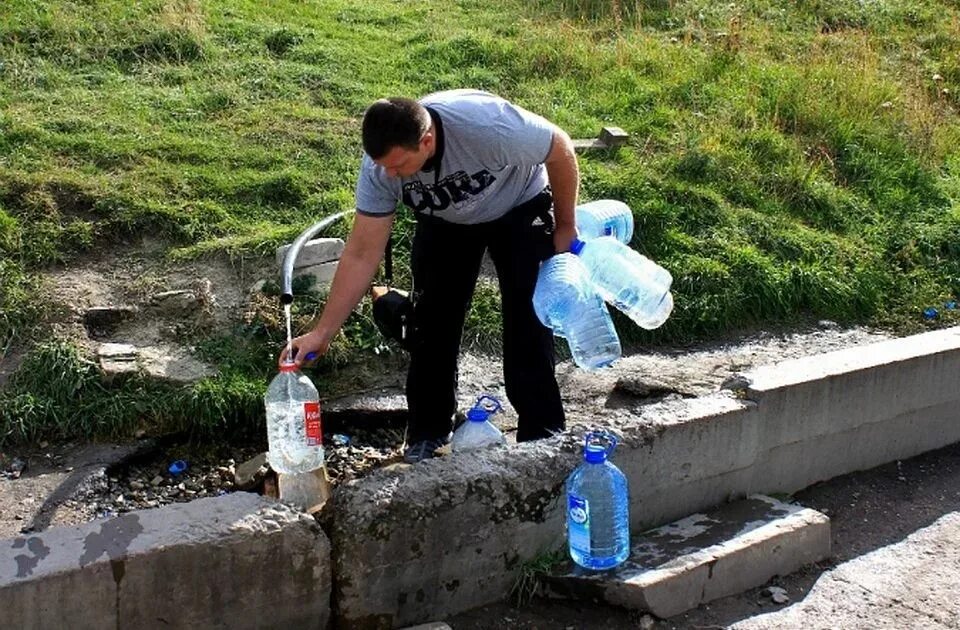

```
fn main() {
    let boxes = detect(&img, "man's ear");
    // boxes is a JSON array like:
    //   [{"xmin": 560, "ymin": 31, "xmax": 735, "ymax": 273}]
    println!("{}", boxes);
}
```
[{"xmin": 420, "ymin": 130, "xmax": 434, "ymax": 152}]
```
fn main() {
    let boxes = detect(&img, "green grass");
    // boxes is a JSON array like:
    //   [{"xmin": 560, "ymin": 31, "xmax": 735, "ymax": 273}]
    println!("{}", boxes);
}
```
[{"xmin": 1, "ymin": 0, "xmax": 959, "ymax": 443}]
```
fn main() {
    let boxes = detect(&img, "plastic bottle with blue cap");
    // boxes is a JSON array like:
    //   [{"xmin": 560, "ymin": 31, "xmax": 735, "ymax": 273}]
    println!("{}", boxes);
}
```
[
  {"xmin": 533, "ymin": 253, "xmax": 622, "ymax": 371},
  {"xmin": 566, "ymin": 431, "xmax": 630, "ymax": 570},
  {"xmin": 451, "ymin": 394, "xmax": 506, "ymax": 452},
  {"xmin": 575, "ymin": 199, "xmax": 634, "ymax": 245},
  {"xmin": 264, "ymin": 360, "xmax": 324, "ymax": 474},
  {"xmin": 570, "ymin": 235, "xmax": 674, "ymax": 330}
]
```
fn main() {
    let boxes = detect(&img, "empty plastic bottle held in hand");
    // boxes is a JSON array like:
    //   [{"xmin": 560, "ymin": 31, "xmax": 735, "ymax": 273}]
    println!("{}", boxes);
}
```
[
  {"xmin": 575, "ymin": 200, "xmax": 634, "ymax": 245},
  {"xmin": 570, "ymin": 236, "xmax": 674, "ymax": 330},
  {"xmin": 533, "ymin": 253, "xmax": 621, "ymax": 370},
  {"xmin": 265, "ymin": 360, "xmax": 324, "ymax": 474},
  {"xmin": 451, "ymin": 394, "xmax": 505, "ymax": 452},
  {"xmin": 566, "ymin": 431, "xmax": 630, "ymax": 570}
]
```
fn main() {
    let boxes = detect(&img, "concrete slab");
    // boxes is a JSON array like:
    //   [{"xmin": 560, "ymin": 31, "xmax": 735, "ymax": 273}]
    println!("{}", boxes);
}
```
[
  {"xmin": 731, "ymin": 512, "xmax": 960, "ymax": 629},
  {"xmin": 545, "ymin": 495, "xmax": 830, "ymax": 618},
  {"xmin": 1, "ymin": 493, "xmax": 332, "ymax": 630},
  {"xmin": 289, "ymin": 261, "xmax": 338, "ymax": 290},
  {"xmin": 276, "ymin": 238, "xmax": 344, "ymax": 269}
]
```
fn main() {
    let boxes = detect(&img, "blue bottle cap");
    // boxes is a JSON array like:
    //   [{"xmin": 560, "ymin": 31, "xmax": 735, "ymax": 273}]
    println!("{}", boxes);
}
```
[
  {"xmin": 467, "ymin": 394, "xmax": 502, "ymax": 422},
  {"xmin": 584, "ymin": 444, "xmax": 607, "ymax": 463},
  {"xmin": 168, "ymin": 460, "xmax": 188, "ymax": 476},
  {"xmin": 570, "ymin": 237, "xmax": 586, "ymax": 256},
  {"xmin": 583, "ymin": 431, "xmax": 618, "ymax": 463},
  {"xmin": 923, "ymin": 307, "xmax": 939, "ymax": 320},
  {"xmin": 467, "ymin": 408, "xmax": 489, "ymax": 422}
]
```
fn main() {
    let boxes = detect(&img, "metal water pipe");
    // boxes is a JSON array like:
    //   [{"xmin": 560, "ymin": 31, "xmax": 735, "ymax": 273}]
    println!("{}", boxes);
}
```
[{"xmin": 280, "ymin": 211, "xmax": 350, "ymax": 305}]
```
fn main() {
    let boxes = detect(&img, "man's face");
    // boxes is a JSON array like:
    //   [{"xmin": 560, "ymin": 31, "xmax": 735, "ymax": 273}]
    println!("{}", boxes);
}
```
[{"xmin": 375, "ymin": 132, "xmax": 434, "ymax": 178}]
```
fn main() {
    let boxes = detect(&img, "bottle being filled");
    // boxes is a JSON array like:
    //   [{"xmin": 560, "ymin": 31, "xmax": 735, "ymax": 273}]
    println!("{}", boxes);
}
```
[
  {"xmin": 566, "ymin": 431, "xmax": 630, "ymax": 570},
  {"xmin": 451, "ymin": 394, "xmax": 505, "ymax": 452},
  {"xmin": 533, "ymin": 253, "xmax": 621, "ymax": 371},
  {"xmin": 265, "ymin": 360, "xmax": 325, "ymax": 474},
  {"xmin": 575, "ymin": 199, "xmax": 634, "ymax": 245},
  {"xmin": 570, "ymin": 236, "xmax": 674, "ymax": 330}
]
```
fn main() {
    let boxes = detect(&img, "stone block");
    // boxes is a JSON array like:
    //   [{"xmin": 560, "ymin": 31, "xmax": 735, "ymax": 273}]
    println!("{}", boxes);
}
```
[
  {"xmin": 1, "ymin": 494, "xmax": 332, "ymax": 630},
  {"xmin": 599, "ymin": 126, "xmax": 629, "ymax": 146},
  {"xmin": 276, "ymin": 238, "xmax": 344, "ymax": 270},
  {"xmin": 288, "ymin": 261, "xmax": 338, "ymax": 290},
  {"xmin": 544, "ymin": 495, "xmax": 831, "ymax": 619}
]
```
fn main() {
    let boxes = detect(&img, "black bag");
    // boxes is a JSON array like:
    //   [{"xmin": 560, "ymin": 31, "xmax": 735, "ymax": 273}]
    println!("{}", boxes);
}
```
[
  {"xmin": 370, "ymin": 234, "xmax": 415, "ymax": 350},
  {"xmin": 371, "ymin": 285, "xmax": 414, "ymax": 350}
]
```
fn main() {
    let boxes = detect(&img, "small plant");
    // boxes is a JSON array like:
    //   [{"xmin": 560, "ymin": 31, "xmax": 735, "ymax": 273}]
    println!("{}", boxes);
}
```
[{"xmin": 510, "ymin": 548, "xmax": 567, "ymax": 607}]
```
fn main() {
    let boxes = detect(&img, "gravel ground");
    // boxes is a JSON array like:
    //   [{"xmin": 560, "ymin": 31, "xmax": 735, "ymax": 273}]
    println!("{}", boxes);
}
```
[{"xmin": 1, "ymin": 424, "xmax": 408, "ymax": 535}]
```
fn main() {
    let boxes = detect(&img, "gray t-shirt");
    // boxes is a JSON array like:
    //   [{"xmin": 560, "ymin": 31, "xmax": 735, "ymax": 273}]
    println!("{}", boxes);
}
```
[{"xmin": 355, "ymin": 89, "xmax": 554, "ymax": 224}]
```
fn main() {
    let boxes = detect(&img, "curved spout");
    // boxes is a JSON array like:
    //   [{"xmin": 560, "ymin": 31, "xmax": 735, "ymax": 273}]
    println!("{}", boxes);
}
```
[{"xmin": 280, "ymin": 211, "xmax": 350, "ymax": 304}]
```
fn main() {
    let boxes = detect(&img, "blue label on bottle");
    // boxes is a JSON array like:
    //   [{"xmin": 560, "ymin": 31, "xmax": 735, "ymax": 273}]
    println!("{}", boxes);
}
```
[{"xmin": 568, "ymin": 494, "xmax": 590, "ymax": 553}]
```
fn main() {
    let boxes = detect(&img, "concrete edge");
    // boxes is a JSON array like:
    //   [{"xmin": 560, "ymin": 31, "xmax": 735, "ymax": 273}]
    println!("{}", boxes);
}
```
[{"xmin": 330, "ymin": 326, "xmax": 960, "ymax": 628}]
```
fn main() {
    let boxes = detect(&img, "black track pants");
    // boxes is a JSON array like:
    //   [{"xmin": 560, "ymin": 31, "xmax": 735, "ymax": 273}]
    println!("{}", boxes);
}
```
[{"xmin": 405, "ymin": 191, "xmax": 566, "ymax": 443}]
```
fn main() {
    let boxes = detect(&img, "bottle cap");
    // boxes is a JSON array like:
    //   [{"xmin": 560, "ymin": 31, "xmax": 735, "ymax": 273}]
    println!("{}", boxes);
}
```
[
  {"xmin": 279, "ymin": 360, "xmax": 298, "ymax": 373},
  {"xmin": 467, "ymin": 394, "xmax": 502, "ymax": 422},
  {"xmin": 584, "ymin": 444, "xmax": 607, "ymax": 463},
  {"xmin": 570, "ymin": 237, "xmax": 586, "ymax": 256},
  {"xmin": 583, "ymin": 431, "xmax": 618, "ymax": 463},
  {"xmin": 467, "ymin": 408, "xmax": 489, "ymax": 422}
]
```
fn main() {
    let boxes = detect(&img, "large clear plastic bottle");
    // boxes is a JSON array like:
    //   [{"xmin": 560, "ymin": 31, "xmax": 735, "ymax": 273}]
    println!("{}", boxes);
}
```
[
  {"xmin": 451, "ymin": 394, "xmax": 505, "ymax": 452},
  {"xmin": 533, "ymin": 253, "xmax": 621, "ymax": 370},
  {"xmin": 264, "ymin": 361, "xmax": 324, "ymax": 474},
  {"xmin": 566, "ymin": 431, "xmax": 630, "ymax": 570},
  {"xmin": 570, "ymin": 236, "xmax": 674, "ymax": 330},
  {"xmin": 575, "ymin": 200, "xmax": 634, "ymax": 245}
]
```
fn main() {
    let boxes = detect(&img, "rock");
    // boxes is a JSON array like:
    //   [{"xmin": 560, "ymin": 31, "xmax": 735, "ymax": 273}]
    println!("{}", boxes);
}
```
[
  {"xmin": 276, "ymin": 238, "xmax": 344, "ymax": 270},
  {"xmin": 234, "ymin": 452, "xmax": 269, "ymax": 490},
  {"xmin": 613, "ymin": 376, "xmax": 677, "ymax": 399},
  {"xmin": 7, "ymin": 457, "xmax": 27, "ymax": 479},
  {"xmin": 98, "ymin": 343, "xmax": 139, "ymax": 381},
  {"xmin": 138, "ymin": 345, "xmax": 215, "ymax": 384},
  {"xmin": 289, "ymin": 262, "xmax": 338, "ymax": 291},
  {"xmin": 638, "ymin": 614, "xmax": 656, "ymax": 630},
  {"xmin": 151, "ymin": 475, "xmax": 164, "ymax": 486},
  {"xmin": 150, "ymin": 289, "xmax": 198, "ymax": 315},
  {"xmin": 721, "ymin": 373, "xmax": 752, "ymax": 392},
  {"xmin": 764, "ymin": 586, "xmax": 790, "ymax": 604}
]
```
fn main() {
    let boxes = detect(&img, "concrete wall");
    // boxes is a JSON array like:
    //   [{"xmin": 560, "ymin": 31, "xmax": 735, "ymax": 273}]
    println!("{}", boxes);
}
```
[
  {"xmin": 331, "ymin": 327, "xmax": 960, "ymax": 629},
  {"xmin": 1, "ymin": 494, "xmax": 332, "ymax": 630}
]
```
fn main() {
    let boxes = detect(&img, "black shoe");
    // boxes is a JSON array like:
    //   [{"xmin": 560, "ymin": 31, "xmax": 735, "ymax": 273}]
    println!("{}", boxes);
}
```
[{"xmin": 403, "ymin": 435, "xmax": 450, "ymax": 464}]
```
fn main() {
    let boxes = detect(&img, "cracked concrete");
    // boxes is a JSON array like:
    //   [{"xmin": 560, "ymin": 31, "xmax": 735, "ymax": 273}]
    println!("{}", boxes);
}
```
[{"xmin": 731, "ymin": 512, "xmax": 960, "ymax": 629}]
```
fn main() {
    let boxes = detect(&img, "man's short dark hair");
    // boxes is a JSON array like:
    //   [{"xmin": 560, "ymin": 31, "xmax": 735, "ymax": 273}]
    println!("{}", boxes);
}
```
[{"xmin": 361, "ymin": 97, "xmax": 431, "ymax": 159}]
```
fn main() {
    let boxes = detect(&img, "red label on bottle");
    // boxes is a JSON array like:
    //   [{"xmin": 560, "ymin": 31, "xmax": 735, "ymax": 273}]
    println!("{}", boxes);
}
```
[{"xmin": 304, "ymin": 401, "xmax": 322, "ymax": 446}]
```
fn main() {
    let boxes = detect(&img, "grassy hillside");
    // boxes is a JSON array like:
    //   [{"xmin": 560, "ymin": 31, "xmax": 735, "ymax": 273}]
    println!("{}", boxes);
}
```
[{"xmin": 1, "ymin": 0, "xmax": 959, "ymax": 443}]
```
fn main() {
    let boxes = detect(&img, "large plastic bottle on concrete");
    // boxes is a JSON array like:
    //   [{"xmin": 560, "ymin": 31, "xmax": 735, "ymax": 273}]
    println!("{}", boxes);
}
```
[
  {"xmin": 533, "ymin": 253, "xmax": 621, "ymax": 370},
  {"xmin": 451, "ymin": 394, "xmax": 505, "ymax": 452},
  {"xmin": 566, "ymin": 431, "xmax": 630, "ymax": 570},
  {"xmin": 265, "ymin": 361, "xmax": 324, "ymax": 474},
  {"xmin": 575, "ymin": 200, "xmax": 634, "ymax": 245},
  {"xmin": 570, "ymin": 236, "xmax": 674, "ymax": 330}
]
